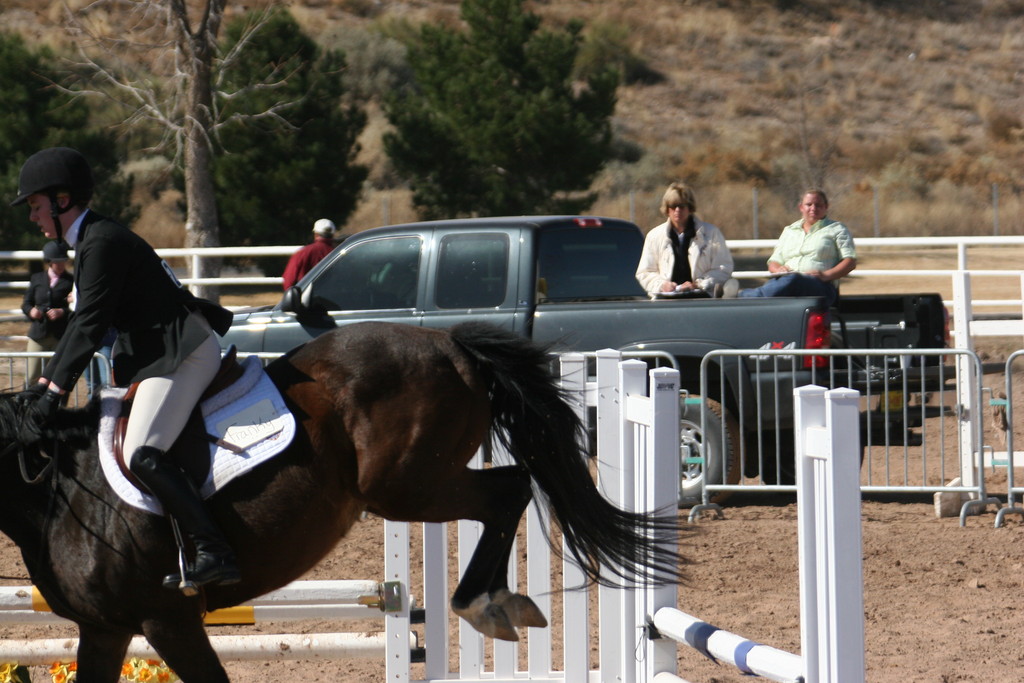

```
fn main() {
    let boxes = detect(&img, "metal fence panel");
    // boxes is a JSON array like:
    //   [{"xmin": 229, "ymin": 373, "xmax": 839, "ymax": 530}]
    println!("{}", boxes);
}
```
[{"xmin": 692, "ymin": 348, "xmax": 1000, "ymax": 520}]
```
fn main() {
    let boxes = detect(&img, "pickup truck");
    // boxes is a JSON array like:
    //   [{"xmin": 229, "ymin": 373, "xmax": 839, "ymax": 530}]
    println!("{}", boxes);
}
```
[{"xmin": 222, "ymin": 216, "xmax": 947, "ymax": 505}]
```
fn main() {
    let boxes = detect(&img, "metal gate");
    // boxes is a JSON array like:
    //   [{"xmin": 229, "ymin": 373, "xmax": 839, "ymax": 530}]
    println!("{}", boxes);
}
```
[{"xmin": 691, "ymin": 347, "xmax": 1002, "ymax": 523}]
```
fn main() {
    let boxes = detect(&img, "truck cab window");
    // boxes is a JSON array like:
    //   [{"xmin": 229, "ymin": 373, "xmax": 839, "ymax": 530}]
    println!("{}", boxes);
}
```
[
  {"xmin": 308, "ymin": 236, "xmax": 421, "ymax": 310},
  {"xmin": 538, "ymin": 229, "xmax": 646, "ymax": 300},
  {"xmin": 435, "ymin": 234, "xmax": 510, "ymax": 309}
]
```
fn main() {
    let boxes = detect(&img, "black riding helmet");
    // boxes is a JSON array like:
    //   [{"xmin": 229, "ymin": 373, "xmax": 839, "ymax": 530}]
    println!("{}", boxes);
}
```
[
  {"xmin": 42, "ymin": 240, "xmax": 69, "ymax": 262},
  {"xmin": 10, "ymin": 147, "xmax": 94, "ymax": 208}
]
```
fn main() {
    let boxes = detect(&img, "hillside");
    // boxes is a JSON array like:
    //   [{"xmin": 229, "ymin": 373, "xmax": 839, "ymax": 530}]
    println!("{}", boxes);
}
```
[{"xmin": 3, "ymin": 0, "xmax": 1023, "ymax": 242}]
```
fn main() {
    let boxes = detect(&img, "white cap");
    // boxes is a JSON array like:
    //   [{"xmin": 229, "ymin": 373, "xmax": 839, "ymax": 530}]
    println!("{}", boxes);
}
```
[{"xmin": 312, "ymin": 218, "xmax": 336, "ymax": 236}]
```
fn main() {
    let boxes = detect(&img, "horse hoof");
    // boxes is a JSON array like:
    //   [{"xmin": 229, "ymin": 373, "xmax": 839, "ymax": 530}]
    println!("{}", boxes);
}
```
[
  {"xmin": 493, "ymin": 590, "xmax": 547, "ymax": 629},
  {"xmin": 484, "ymin": 603, "xmax": 520, "ymax": 641},
  {"xmin": 453, "ymin": 595, "xmax": 519, "ymax": 641}
]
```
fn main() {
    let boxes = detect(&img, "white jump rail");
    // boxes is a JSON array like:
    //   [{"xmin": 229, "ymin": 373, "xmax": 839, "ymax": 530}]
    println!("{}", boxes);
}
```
[
  {"xmin": 0, "ymin": 580, "xmax": 393, "ymax": 625},
  {"xmin": 0, "ymin": 632, "xmax": 414, "ymax": 666}
]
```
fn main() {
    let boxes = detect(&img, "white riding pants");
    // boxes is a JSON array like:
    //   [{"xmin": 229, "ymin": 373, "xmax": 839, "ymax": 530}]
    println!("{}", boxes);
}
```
[{"xmin": 123, "ymin": 315, "xmax": 222, "ymax": 460}]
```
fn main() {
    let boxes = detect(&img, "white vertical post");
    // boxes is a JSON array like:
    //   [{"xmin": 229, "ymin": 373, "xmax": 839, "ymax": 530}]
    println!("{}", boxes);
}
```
[
  {"xmin": 639, "ymin": 367, "xmax": 681, "ymax": 683},
  {"xmin": 421, "ymin": 522, "xmax": 449, "ymax": 680},
  {"xmin": 1019, "ymin": 274, "xmax": 1024, "ymax": 348},
  {"xmin": 616, "ymin": 360, "xmax": 647, "ymax": 683},
  {"xmin": 560, "ymin": 353, "xmax": 588, "ymax": 679},
  {"xmin": 795, "ymin": 385, "xmax": 826, "ymax": 683},
  {"xmin": 952, "ymin": 271, "xmax": 979, "ymax": 487},
  {"xmin": 457, "ymin": 448, "xmax": 486, "ymax": 677},
  {"xmin": 596, "ymin": 349, "xmax": 623, "ymax": 495},
  {"xmin": 526, "ymin": 498, "xmax": 553, "ymax": 678},
  {"xmin": 384, "ymin": 521, "xmax": 411, "ymax": 683},
  {"xmin": 560, "ymin": 353, "xmax": 587, "ymax": 427},
  {"xmin": 992, "ymin": 182, "xmax": 1000, "ymax": 236},
  {"xmin": 752, "ymin": 186, "xmax": 759, "ymax": 240},
  {"xmin": 795, "ymin": 385, "xmax": 865, "ymax": 683},
  {"xmin": 822, "ymin": 388, "xmax": 865, "ymax": 683},
  {"xmin": 595, "ymin": 349, "xmax": 624, "ymax": 682},
  {"xmin": 489, "ymin": 438, "xmax": 516, "ymax": 679},
  {"xmin": 191, "ymin": 253, "xmax": 200, "ymax": 293}
]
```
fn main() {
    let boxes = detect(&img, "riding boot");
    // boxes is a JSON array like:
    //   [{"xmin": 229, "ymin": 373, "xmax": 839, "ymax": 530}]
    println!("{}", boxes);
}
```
[{"xmin": 129, "ymin": 445, "xmax": 241, "ymax": 589}]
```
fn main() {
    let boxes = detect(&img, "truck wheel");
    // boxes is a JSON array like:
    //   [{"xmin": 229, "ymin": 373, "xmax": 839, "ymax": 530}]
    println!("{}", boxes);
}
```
[{"xmin": 678, "ymin": 395, "xmax": 741, "ymax": 508}]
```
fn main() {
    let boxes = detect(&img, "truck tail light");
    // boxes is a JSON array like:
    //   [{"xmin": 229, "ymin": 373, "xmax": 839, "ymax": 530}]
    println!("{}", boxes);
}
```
[
  {"xmin": 572, "ymin": 217, "xmax": 603, "ymax": 227},
  {"xmin": 804, "ymin": 310, "xmax": 831, "ymax": 368}
]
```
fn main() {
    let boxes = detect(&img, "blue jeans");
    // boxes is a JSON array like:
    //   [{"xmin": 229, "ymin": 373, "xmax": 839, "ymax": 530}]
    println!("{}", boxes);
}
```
[
  {"xmin": 85, "ymin": 345, "xmax": 113, "ymax": 398},
  {"xmin": 738, "ymin": 273, "xmax": 839, "ymax": 307}
]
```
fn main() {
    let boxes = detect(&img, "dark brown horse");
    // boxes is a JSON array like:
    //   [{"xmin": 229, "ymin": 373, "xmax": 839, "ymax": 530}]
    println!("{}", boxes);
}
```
[{"xmin": 0, "ymin": 321, "xmax": 685, "ymax": 682}]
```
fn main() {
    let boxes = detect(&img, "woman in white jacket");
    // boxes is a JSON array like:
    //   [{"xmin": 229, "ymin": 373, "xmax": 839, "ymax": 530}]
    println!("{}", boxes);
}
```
[{"xmin": 635, "ymin": 182, "xmax": 735, "ymax": 297}]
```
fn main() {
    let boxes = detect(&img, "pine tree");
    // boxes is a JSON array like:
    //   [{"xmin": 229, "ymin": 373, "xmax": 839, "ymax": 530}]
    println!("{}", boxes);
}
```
[
  {"xmin": 0, "ymin": 32, "xmax": 131, "ymax": 250},
  {"xmin": 212, "ymin": 9, "xmax": 367, "ymax": 247},
  {"xmin": 383, "ymin": 0, "xmax": 618, "ymax": 219}
]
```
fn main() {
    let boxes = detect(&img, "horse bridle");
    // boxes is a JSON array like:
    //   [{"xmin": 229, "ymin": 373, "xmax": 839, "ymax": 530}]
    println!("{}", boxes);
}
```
[{"xmin": 0, "ymin": 440, "xmax": 56, "ymax": 485}]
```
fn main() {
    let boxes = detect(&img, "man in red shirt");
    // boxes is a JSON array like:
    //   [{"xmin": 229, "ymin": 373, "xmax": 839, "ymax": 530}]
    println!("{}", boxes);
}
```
[{"xmin": 282, "ymin": 218, "xmax": 336, "ymax": 290}]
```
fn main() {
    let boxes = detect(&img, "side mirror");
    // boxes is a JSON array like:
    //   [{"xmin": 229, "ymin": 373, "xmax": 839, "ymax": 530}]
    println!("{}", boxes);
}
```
[{"xmin": 280, "ymin": 286, "xmax": 304, "ymax": 313}]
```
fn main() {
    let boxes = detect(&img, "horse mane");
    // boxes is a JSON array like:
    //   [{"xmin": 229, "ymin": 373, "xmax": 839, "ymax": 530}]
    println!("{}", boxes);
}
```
[
  {"xmin": 0, "ymin": 391, "xmax": 24, "ymax": 444},
  {"xmin": 0, "ymin": 390, "xmax": 101, "ymax": 453}
]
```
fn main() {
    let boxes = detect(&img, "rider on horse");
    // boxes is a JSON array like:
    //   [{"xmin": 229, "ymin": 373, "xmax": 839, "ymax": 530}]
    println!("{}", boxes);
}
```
[{"xmin": 10, "ymin": 147, "xmax": 241, "ymax": 590}]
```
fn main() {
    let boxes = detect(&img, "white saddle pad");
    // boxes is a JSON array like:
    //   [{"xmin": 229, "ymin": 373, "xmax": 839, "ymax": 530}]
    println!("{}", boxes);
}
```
[{"xmin": 98, "ymin": 355, "xmax": 296, "ymax": 514}]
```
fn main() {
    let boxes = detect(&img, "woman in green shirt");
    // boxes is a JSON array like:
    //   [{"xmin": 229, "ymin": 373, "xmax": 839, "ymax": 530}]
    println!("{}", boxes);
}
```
[{"xmin": 737, "ymin": 188, "xmax": 856, "ymax": 307}]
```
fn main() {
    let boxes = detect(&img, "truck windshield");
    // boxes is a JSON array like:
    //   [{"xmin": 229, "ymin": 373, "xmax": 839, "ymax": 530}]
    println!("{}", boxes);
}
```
[{"xmin": 537, "ymin": 228, "xmax": 646, "ymax": 301}]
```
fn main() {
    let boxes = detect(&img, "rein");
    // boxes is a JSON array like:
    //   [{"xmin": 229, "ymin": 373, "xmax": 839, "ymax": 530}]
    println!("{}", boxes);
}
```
[{"xmin": 0, "ymin": 440, "xmax": 57, "ymax": 485}]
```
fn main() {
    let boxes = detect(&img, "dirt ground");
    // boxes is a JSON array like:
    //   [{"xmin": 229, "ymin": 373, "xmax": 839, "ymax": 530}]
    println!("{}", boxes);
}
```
[
  {"xmin": 2, "ymin": 493, "xmax": 1022, "ymax": 683},
  {"xmin": 2, "ymin": 252, "xmax": 1024, "ymax": 682}
]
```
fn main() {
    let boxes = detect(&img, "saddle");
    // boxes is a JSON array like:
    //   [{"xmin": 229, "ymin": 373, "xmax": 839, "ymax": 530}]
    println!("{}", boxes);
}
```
[{"xmin": 113, "ymin": 347, "xmax": 246, "ymax": 492}]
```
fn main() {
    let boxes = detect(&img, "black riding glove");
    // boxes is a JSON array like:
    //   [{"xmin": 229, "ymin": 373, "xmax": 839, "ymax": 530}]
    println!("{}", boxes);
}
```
[
  {"xmin": 14, "ymin": 383, "xmax": 48, "ymax": 408},
  {"xmin": 19, "ymin": 390, "xmax": 61, "ymax": 445}
]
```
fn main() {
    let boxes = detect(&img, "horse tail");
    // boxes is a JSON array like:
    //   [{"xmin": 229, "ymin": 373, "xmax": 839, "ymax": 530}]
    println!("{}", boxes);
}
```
[{"xmin": 448, "ymin": 322, "xmax": 687, "ymax": 587}]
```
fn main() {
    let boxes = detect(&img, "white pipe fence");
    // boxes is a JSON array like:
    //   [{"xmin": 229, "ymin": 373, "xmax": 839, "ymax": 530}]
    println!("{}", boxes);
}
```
[{"xmin": 1, "ymin": 235, "xmax": 1024, "ymax": 296}]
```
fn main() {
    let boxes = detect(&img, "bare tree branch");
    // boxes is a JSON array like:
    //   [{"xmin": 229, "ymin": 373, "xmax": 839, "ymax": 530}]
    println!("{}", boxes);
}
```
[{"xmin": 58, "ymin": 0, "xmax": 309, "ymax": 300}]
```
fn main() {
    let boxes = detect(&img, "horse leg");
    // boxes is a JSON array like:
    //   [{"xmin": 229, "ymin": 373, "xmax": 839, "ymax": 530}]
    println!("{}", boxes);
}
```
[
  {"xmin": 75, "ymin": 627, "xmax": 131, "ymax": 683},
  {"xmin": 440, "ymin": 466, "xmax": 547, "ymax": 640},
  {"xmin": 486, "ymin": 531, "xmax": 548, "ymax": 631},
  {"xmin": 141, "ymin": 616, "xmax": 230, "ymax": 683}
]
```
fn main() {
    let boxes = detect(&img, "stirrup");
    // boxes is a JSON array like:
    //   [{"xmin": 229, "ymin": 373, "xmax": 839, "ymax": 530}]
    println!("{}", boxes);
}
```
[{"xmin": 165, "ymin": 517, "xmax": 200, "ymax": 596}]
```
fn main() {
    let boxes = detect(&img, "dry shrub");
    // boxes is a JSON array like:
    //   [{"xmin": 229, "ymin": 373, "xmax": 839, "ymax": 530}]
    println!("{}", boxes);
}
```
[
  {"xmin": 945, "ymin": 154, "xmax": 1005, "ymax": 186},
  {"xmin": 983, "ymin": 108, "xmax": 1022, "ymax": 143},
  {"xmin": 841, "ymin": 139, "xmax": 905, "ymax": 174},
  {"xmin": 998, "ymin": 27, "xmax": 1024, "ymax": 52},
  {"xmin": 628, "ymin": 5, "xmax": 741, "ymax": 52},
  {"xmin": 882, "ymin": 189, "xmax": 986, "ymax": 238},
  {"xmin": 665, "ymin": 142, "xmax": 772, "ymax": 188},
  {"xmin": 133, "ymin": 189, "xmax": 185, "ymax": 249},
  {"xmin": 325, "ymin": 25, "xmax": 412, "ymax": 102},
  {"xmin": 576, "ymin": 19, "xmax": 662, "ymax": 85},
  {"xmin": 951, "ymin": 81, "xmax": 977, "ymax": 110},
  {"xmin": 724, "ymin": 91, "xmax": 769, "ymax": 118},
  {"xmin": 698, "ymin": 183, "xmax": 770, "ymax": 240},
  {"xmin": 335, "ymin": 0, "xmax": 385, "ymax": 17},
  {"xmin": 979, "ymin": 0, "xmax": 1024, "ymax": 17},
  {"xmin": 916, "ymin": 45, "xmax": 945, "ymax": 62}
]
